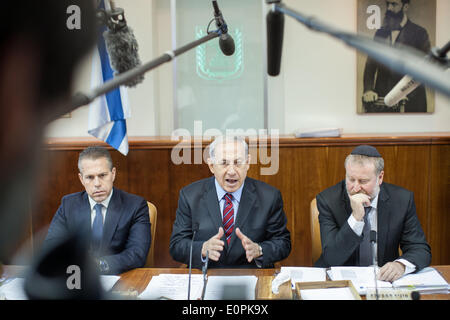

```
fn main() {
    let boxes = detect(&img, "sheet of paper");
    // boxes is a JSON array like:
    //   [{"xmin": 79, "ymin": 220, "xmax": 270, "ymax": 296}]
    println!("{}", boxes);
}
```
[
  {"xmin": 393, "ymin": 267, "xmax": 449, "ymax": 289},
  {"xmin": 100, "ymin": 275, "xmax": 120, "ymax": 292},
  {"xmin": 329, "ymin": 266, "xmax": 392, "ymax": 295},
  {"xmin": 300, "ymin": 287, "xmax": 357, "ymax": 300},
  {"xmin": 139, "ymin": 274, "xmax": 204, "ymax": 300},
  {"xmin": 0, "ymin": 278, "xmax": 27, "ymax": 300},
  {"xmin": 203, "ymin": 276, "xmax": 258, "ymax": 300},
  {"xmin": 280, "ymin": 267, "xmax": 326, "ymax": 287}
]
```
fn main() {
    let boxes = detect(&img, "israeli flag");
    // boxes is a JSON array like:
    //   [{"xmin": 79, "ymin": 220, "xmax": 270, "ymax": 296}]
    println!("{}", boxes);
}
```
[{"xmin": 88, "ymin": 1, "xmax": 130, "ymax": 155}]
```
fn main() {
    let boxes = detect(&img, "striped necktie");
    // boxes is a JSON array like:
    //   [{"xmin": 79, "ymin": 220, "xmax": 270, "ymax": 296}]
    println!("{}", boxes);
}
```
[{"xmin": 222, "ymin": 193, "xmax": 235, "ymax": 245}]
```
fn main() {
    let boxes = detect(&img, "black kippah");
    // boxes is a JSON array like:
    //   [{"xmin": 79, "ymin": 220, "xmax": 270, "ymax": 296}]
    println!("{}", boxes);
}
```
[{"xmin": 350, "ymin": 145, "xmax": 381, "ymax": 157}]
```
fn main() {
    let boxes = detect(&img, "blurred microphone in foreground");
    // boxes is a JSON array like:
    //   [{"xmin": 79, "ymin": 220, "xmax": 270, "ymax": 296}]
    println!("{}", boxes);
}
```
[
  {"xmin": 0, "ymin": 0, "xmax": 99, "ymax": 299},
  {"xmin": 384, "ymin": 41, "xmax": 450, "ymax": 107}
]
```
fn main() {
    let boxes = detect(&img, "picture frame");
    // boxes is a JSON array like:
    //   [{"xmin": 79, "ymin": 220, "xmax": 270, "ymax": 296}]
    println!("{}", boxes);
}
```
[{"xmin": 356, "ymin": 0, "xmax": 436, "ymax": 114}]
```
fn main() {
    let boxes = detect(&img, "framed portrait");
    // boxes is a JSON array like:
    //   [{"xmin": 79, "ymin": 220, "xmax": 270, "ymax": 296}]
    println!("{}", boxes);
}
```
[{"xmin": 356, "ymin": 0, "xmax": 436, "ymax": 114}]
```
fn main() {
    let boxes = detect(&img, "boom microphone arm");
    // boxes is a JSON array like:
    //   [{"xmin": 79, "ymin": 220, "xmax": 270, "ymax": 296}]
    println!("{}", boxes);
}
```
[{"xmin": 267, "ymin": 1, "xmax": 450, "ymax": 98}]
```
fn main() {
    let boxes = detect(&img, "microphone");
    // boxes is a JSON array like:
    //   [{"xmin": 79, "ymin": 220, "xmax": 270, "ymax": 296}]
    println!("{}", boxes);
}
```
[
  {"xmin": 212, "ymin": 0, "xmax": 235, "ymax": 56},
  {"xmin": 201, "ymin": 250, "xmax": 209, "ymax": 300},
  {"xmin": 187, "ymin": 222, "xmax": 199, "ymax": 300},
  {"xmin": 266, "ymin": 0, "xmax": 284, "ymax": 76},
  {"xmin": 370, "ymin": 230, "xmax": 378, "ymax": 300},
  {"xmin": 98, "ymin": 0, "xmax": 144, "ymax": 87},
  {"xmin": 384, "ymin": 40, "xmax": 450, "ymax": 107}
]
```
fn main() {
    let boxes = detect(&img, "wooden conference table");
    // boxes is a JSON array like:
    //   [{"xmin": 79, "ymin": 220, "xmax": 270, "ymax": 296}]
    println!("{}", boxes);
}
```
[
  {"xmin": 113, "ymin": 265, "xmax": 450, "ymax": 300},
  {"xmin": 2, "ymin": 265, "xmax": 449, "ymax": 300}
]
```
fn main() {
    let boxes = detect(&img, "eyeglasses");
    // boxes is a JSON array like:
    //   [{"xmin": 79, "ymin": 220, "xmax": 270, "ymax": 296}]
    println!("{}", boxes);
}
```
[{"xmin": 214, "ymin": 159, "xmax": 247, "ymax": 169}]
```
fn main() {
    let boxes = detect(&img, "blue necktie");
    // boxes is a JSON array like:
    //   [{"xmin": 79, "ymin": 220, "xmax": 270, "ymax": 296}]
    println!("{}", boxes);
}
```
[
  {"xmin": 359, "ymin": 206, "xmax": 373, "ymax": 266},
  {"xmin": 92, "ymin": 203, "xmax": 104, "ymax": 251}
]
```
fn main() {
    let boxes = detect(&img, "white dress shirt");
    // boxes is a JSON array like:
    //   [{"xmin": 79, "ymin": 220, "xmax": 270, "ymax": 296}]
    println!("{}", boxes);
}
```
[
  {"xmin": 347, "ymin": 193, "xmax": 416, "ymax": 275},
  {"xmin": 88, "ymin": 189, "xmax": 113, "ymax": 227}
]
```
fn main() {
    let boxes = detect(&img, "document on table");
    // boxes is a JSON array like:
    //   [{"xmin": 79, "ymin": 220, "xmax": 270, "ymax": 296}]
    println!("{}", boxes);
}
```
[
  {"xmin": 139, "ymin": 274, "xmax": 204, "ymax": 300},
  {"xmin": 203, "ymin": 276, "xmax": 258, "ymax": 300},
  {"xmin": 0, "ymin": 278, "xmax": 27, "ymax": 300},
  {"xmin": 329, "ymin": 266, "xmax": 450, "ymax": 295},
  {"xmin": 100, "ymin": 275, "xmax": 120, "ymax": 292},
  {"xmin": 0, "ymin": 275, "xmax": 120, "ymax": 300},
  {"xmin": 328, "ymin": 267, "xmax": 391, "ymax": 295},
  {"xmin": 280, "ymin": 267, "xmax": 327, "ymax": 287},
  {"xmin": 138, "ymin": 274, "xmax": 258, "ymax": 300}
]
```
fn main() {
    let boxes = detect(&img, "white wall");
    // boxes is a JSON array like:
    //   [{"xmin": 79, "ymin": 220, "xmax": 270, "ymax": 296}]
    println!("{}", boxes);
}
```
[{"xmin": 45, "ymin": 0, "xmax": 450, "ymax": 138}]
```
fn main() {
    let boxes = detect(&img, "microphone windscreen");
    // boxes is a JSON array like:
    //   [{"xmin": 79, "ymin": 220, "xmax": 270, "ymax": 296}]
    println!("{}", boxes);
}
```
[
  {"xmin": 103, "ymin": 26, "xmax": 144, "ymax": 87},
  {"xmin": 266, "ymin": 9, "xmax": 284, "ymax": 76},
  {"xmin": 219, "ymin": 34, "xmax": 235, "ymax": 56}
]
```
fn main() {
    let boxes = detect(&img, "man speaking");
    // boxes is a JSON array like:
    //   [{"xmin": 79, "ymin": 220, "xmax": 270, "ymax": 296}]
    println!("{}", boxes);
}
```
[{"xmin": 170, "ymin": 136, "xmax": 291, "ymax": 268}]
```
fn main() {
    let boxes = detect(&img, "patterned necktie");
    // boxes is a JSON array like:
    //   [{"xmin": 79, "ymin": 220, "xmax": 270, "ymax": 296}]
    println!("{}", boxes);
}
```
[
  {"xmin": 92, "ymin": 203, "xmax": 104, "ymax": 251},
  {"xmin": 222, "ymin": 193, "xmax": 235, "ymax": 245},
  {"xmin": 359, "ymin": 206, "xmax": 373, "ymax": 266}
]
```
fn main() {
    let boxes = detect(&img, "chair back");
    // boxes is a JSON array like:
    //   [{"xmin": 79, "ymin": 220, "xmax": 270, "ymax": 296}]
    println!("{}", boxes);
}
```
[
  {"xmin": 145, "ymin": 201, "xmax": 157, "ymax": 267},
  {"xmin": 310, "ymin": 198, "xmax": 322, "ymax": 265}
]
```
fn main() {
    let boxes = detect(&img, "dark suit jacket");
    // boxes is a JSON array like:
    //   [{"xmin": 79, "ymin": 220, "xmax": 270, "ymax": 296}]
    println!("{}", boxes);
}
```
[
  {"xmin": 314, "ymin": 180, "xmax": 431, "ymax": 271},
  {"xmin": 363, "ymin": 19, "xmax": 430, "ymax": 112},
  {"xmin": 169, "ymin": 177, "xmax": 291, "ymax": 269},
  {"xmin": 45, "ymin": 187, "xmax": 151, "ymax": 274}
]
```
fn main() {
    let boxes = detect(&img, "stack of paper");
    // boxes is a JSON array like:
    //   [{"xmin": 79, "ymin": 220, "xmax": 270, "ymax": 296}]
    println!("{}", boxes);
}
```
[
  {"xmin": 392, "ymin": 267, "xmax": 449, "ymax": 294},
  {"xmin": 204, "ymin": 276, "xmax": 258, "ymax": 300},
  {"xmin": 328, "ymin": 266, "xmax": 450, "ymax": 295},
  {"xmin": 138, "ymin": 274, "xmax": 258, "ymax": 300},
  {"xmin": 139, "ymin": 274, "xmax": 204, "ymax": 300},
  {"xmin": 294, "ymin": 128, "xmax": 341, "ymax": 138},
  {"xmin": 299, "ymin": 287, "xmax": 357, "ymax": 300},
  {"xmin": 0, "ymin": 275, "xmax": 121, "ymax": 300}
]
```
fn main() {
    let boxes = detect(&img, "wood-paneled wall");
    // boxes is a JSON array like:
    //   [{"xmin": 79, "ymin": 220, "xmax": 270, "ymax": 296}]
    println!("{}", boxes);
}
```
[{"xmin": 31, "ymin": 134, "xmax": 450, "ymax": 267}]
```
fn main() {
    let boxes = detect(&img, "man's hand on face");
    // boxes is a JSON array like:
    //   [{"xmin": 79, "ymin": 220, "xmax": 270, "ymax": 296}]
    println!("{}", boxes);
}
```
[{"xmin": 349, "ymin": 193, "xmax": 371, "ymax": 221}]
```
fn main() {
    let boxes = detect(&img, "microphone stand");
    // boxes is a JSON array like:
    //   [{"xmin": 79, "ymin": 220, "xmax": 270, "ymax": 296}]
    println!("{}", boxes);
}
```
[
  {"xmin": 71, "ymin": 24, "xmax": 227, "ymax": 110},
  {"xmin": 370, "ymin": 230, "xmax": 378, "ymax": 300},
  {"xmin": 187, "ymin": 229, "xmax": 197, "ymax": 300},
  {"xmin": 267, "ymin": 1, "xmax": 450, "ymax": 98},
  {"xmin": 200, "ymin": 251, "xmax": 209, "ymax": 300}
]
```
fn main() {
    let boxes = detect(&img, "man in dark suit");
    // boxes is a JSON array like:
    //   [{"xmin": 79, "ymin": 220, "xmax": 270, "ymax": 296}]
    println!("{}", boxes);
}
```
[
  {"xmin": 362, "ymin": 0, "xmax": 430, "ymax": 112},
  {"xmin": 170, "ymin": 136, "xmax": 291, "ymax": 269},
  {"xmin": 45, "ymin": 146, "xmax": 151, "ymax": 275},
  {"xmin": 314, "ymin": 145, "xmax": 431, "ymax": 282}
]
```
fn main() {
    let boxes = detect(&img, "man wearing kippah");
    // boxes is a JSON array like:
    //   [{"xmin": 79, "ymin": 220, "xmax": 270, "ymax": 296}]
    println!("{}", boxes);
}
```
[{"xmin": 314, "ymin": 145, "xmax": 431, "ymax": 282}]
